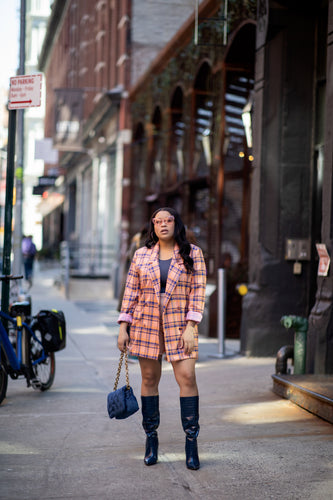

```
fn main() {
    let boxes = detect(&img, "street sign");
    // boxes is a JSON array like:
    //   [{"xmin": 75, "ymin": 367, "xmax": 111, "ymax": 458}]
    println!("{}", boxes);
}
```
[
  {"xmin": 8, "ymin": 74, "xmax": 42, "ymax": 110},
  {"xmin": 38, "ymin": 176, "xmax": 57, "ymax": 186}
]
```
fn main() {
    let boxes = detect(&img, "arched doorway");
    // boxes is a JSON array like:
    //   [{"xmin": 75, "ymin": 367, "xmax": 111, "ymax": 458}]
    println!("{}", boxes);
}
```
[
  {"xmin": 188, "ymin": 61, "xmax": 214, "ymax": 254},
  {"xmin": 167, "ymin": 86, "xmax": 185, "ymax": 186},
  {"xmin": 130, "ymin": 122, "xmax": 146, "ymax": 233},
  {"xmin": 149, "ymin": 106, "xmax": 163, "ymax": 192},
  {"xmin": 221, "ymin": 22, "xmax": 256, "ymax": 338}
]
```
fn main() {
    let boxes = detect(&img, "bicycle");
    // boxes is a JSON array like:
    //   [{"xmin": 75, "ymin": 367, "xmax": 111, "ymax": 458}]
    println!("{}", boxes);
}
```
[{"xmin": 0, "ymin": 275, "xmax": 56, "ymax": 404}]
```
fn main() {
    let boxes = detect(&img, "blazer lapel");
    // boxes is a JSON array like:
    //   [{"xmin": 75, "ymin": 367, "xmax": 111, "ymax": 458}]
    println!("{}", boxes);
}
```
[
  {"xmin": 164, "ymin": 245, "xmax": 184, "ymax": 307},
  {"xmin": 148, "ymin": 243, "xmax": 161, "ymax": 299}
]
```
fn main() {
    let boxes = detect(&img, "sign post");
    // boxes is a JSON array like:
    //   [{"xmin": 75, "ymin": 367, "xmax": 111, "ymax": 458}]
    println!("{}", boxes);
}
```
[
  {"xmin": 1, "ymin": 109, "xmax": 17, "ymax": 315},
  {"xmin": 1, "ymin": 74, "xmax": 42, "ymax": 314}
]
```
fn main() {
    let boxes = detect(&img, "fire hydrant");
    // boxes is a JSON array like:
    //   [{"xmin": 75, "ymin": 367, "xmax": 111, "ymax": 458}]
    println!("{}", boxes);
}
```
[{"xmin": 280, "ymin": 315, "xmax": 308, "ymax": 374}]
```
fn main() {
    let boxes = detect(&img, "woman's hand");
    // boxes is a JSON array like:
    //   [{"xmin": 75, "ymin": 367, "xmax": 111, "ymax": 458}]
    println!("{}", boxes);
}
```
[
  {"xmin": 180, "ymin": 321, "xmax": 196, "ymax": 355},
  {"xmin": 117, "ymin": 322, "xmax": 129, "ymax": 352}
]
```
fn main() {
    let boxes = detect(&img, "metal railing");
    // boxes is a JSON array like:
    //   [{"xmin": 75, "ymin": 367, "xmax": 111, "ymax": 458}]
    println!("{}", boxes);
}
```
[{"xmin": 60, "ymin": 241, "xmax": 117, "ymax": 297}]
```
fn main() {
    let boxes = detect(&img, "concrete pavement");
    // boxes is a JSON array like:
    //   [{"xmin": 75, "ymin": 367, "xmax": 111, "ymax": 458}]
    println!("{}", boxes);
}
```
[{"xmin": 1, "ymin": 264, "xmax": 333, "ymax": 499}]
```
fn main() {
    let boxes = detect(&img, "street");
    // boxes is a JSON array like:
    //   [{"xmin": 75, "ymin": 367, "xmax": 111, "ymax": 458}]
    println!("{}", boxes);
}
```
[{"xmin": 0, "ymin": 266, "xmax": 333, "ymax": 500}]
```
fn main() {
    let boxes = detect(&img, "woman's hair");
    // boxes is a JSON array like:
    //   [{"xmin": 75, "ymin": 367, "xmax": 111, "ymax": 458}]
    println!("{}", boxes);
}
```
[{"xmin": 145, "ymin": 207, "xmax": 194, "ymax": 272}]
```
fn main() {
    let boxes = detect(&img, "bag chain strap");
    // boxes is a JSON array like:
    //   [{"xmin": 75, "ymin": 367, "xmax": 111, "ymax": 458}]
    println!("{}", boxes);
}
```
[{"xmin": 113, "ymin": 350, "xmax": 130, "ymax": 391}]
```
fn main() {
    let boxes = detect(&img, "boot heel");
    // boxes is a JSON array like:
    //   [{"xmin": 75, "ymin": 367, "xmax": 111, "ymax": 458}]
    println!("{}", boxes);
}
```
[
  {"xmin": 186, "ymin": 437, "xmax": 200, "ymax": 470},
  {"xmin": 144, "ymin": 433, "xmax": 158, "ymax": 465}
]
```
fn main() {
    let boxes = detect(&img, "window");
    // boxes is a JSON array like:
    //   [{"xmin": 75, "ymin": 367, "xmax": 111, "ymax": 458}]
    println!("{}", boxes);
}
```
[
  {"xmin": 193, "ymin": 62, "xmax": 213, "ymax": 177},
  {"xmin": 149, "ymin": 107, "xmax": 163, "ymax": 191},
  {"xmin": 168, "ymin": 87, "xmax": 185, "ymax": 185}
]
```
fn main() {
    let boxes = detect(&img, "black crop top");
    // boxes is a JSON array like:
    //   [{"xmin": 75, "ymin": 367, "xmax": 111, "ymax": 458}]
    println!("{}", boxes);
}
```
[{"xmin": 159, "ymin": 258, "xmax": 172, "ymax": 293}]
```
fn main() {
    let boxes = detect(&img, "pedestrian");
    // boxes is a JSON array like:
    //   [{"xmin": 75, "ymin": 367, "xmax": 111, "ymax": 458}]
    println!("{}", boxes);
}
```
[
  {"xmin": 21, "ymin": 235, "xmax": 37, "ymax": 288},
  {"xmin": 117, "ymin": 207, "xmax": 206, "ymax": 469}
]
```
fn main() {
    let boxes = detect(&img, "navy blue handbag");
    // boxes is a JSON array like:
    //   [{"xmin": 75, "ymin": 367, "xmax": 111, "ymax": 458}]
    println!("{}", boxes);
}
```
[{"xmin": 107, "ymin": 351, "xmax": 139, "ymax": 419}]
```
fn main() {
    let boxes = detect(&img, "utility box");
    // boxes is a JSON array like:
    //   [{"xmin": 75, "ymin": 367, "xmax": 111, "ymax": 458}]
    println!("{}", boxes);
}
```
[{"xmin": 285, "ymin": 239, "xmax": 311, "ymax": 261}]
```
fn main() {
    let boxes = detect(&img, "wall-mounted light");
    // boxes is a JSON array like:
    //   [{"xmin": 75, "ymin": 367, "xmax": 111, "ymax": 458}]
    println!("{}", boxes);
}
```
[
  {"xmin": 241, "ymin": 94, "xmax": 253, "ymax": 149},
  {"xmin": 202, "ymin": 128, "xmax": 212, "ymax": 166}
]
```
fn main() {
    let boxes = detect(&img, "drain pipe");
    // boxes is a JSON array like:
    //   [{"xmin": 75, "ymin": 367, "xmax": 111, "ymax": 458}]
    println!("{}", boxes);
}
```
[
  {"xmin": 280, "ymin": 315, "xmax": 308, "ymax": 374},
  {"xmin": 275, "ymin": 345, "xmax": 294, "ymax": 374}
]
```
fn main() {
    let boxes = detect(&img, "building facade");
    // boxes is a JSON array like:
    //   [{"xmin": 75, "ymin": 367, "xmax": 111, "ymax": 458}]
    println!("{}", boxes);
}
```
[
  {"xmin": 23, "ymin": 0, "xmax": 52, "ymax": 248},
  {"xmin": 38, "ymin": 0, "xmax": 202, "ymax": 282},
  {"xmin": 122, "ymin": 0, "xmax": 333, "ymax": 373},
  {"xmin": 127, "ymin": 0, "xmax": 256, "ymax": 338},
  {"xmin": 242, "ymin": 0, "xmax": 331, "ymax": 373},
  {"xmin": 37, "ymin": 0, "xmax": 333, "ymax": 373}
]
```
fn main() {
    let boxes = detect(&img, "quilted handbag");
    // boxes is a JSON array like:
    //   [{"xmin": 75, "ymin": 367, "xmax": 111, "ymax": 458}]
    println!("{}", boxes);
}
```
[{"xmin": 107, "ymin": 350, "xmax": 139, "ymax": 419}]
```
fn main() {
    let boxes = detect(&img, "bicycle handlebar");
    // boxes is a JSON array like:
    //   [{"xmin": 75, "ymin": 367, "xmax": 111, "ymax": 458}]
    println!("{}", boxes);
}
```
[{"xmin": 0, "ymin": 275, "xmax": 24, "ymax": 281}]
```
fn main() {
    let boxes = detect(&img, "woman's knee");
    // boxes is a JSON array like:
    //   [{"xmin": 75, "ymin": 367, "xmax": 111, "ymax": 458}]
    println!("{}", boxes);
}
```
[
  {"xmin": 141, "ymin": 371, "xmax": 160, "ymax": 388},
  {"xmin": 172, "ymin": 361, "xmax": 197, "ymax": 389},
  {"xmin": 180, "ymin": 371, "xmax": 197, "ymax": 389},
  {"xmin": 139, "ymin": 359, "xmax": 161, "ymax": 388}
]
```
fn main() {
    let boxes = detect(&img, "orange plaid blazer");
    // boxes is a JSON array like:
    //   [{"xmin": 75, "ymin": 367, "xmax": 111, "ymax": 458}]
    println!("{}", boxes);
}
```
[{"xmin": 118, "ymin": 242, "xmax": 207, "ymax": 361}]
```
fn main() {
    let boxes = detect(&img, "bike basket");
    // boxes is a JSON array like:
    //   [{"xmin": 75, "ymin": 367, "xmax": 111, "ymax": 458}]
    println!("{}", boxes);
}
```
[{"xmin": 36, "ymin": 309, "xmax": 66, "ymax": 352}]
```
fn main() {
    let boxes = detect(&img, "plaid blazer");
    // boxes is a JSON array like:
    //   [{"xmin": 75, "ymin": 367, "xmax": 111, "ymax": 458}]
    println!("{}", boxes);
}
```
[{"xmin": 118, "ymin": 242, "xmax": 206, "ymax": 361}]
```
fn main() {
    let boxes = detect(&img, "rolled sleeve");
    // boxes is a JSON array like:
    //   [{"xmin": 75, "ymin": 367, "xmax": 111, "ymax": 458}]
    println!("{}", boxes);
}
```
[
  {"xmin": 187, "ymin": 246, "xmax": 206, "ymax": 324},
  {"xmin": 118, "ymin": 313, "xmax": 133, "ymax": 324},
  {"xmin": 186, "ymin": 311, "xmax": 203, "ymax": 323}
]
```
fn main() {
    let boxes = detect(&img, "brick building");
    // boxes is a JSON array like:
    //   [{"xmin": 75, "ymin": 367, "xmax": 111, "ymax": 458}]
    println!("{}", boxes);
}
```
[
  {"xmin": 38, "ymin": 0, "xmax": 333, "ymax": 373},
  {"xmin": 127, "ymin": 0, "xmax": 256, "ymax": 339},
  {"xmin": 38, "ymin": 0, "xmax": 200, "ymax": 280},
  {"xmin": 116, "ymin": 0, "xmax": 333, "ymax": 372}
]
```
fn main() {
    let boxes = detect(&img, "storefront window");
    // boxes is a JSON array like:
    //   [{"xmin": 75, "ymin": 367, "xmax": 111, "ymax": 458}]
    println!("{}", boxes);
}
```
[
  {"xmin": 189, "ymin": 186, "xmax": 210, "ymax": 252},
  {"xmin": 81, "ymin": 166, "xmax": 92, "ymax": 243},
  {"xmin": 150, "ymin": 107, "xmax": 163, "ymax": 191},
  {"xmin": 193, "ymin": 62, "xmax": 213, "ymax": 177},
  {"xmin": 131, "ymin": 123, "xmax": 147, "ymax": 231},
  {"xmin": 224, "ymin": 73, "xmax": 253, "ymax": 169},
  {"xmin": 168, "ymin": 87, "xmax": 185, "ymax": 185},
  {"xmin": 133, "ymin": 123, "xmax": 146, "ymax": 189},
  {"xmin": 222, "ymin": 71, "xmax": 254, "ymax": 264}
]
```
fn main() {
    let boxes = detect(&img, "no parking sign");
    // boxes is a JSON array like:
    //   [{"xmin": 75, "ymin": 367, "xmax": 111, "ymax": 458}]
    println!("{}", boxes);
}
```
[
  {"xmin": 8, "ymin": 74, "xmax": 42, "ymax": 110},
  {"xmin": 316, "ymin": 243, "xmax": 330, "ymax": 276}
]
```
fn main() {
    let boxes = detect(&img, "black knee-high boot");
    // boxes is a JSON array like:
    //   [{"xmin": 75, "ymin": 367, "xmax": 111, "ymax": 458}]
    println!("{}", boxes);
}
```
[
  {"xmin": 180, "ymin": 396, "xmax": 200, "ymax": 470},
  {"xmin": 141, "ymin": 395, "xmax": 159, "ymax": 466}
]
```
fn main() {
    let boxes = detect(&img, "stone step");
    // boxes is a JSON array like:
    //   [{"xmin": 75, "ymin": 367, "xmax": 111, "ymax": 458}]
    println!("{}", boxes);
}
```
[{"xmin": 272, "ymin": 374, "xmax": 333, "ymax": 424}]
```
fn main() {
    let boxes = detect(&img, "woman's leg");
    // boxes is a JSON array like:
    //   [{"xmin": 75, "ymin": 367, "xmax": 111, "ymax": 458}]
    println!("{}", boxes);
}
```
[
  {"xmin": 171, "ymin": 358, "xmax": 198, "ymax": 397},
  {"xmin": 139, "ymin": 357, "xmax": 162, "ymax": 396},
  {"xmin": 139, "ymin": 357, "xmax": 162, "ymax": 465},
  {"xmin": 171, "ymin": 359, "xmax": 200, "ymax": 470}
]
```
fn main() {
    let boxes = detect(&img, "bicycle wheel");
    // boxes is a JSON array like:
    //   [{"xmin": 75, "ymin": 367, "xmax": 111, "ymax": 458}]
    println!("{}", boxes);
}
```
[
  {"xmin": 28, "ymin": 324, "xmax": 55, "ymax": 391},
  {"xmin": 0, "ymin": 357, "xmax": 8, "ymax": 404}
]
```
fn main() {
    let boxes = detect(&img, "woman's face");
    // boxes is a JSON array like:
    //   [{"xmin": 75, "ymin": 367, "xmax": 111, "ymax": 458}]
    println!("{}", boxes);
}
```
[{"xmin": 152, "ymin": 210, "xmax": 175, "ymax": 243}]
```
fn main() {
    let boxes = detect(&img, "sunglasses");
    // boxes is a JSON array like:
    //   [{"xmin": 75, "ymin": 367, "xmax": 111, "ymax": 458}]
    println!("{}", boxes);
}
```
[{"xmin": 152, "ymin": 216, "xmax": 175, "ymax": 226}]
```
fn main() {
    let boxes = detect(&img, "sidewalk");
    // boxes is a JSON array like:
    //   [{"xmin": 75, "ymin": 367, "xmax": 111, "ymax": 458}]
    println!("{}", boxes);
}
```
[
  {"xmin": 1, "ymin": 264, "xmax": 333, "ymax": 499},
  {"xmin": 33, "ymin": 263, "xmax": 333, "ymax": 423},
  {"xmin": 31, "ymin": 262, "xmax": 241, "ymax": 361}
]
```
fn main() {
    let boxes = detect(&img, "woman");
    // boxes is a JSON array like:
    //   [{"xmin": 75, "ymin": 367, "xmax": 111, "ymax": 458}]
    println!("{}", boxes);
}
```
[{"xmin": 117, "ymin": 208, "xmax": 206, "ymax": 470}]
